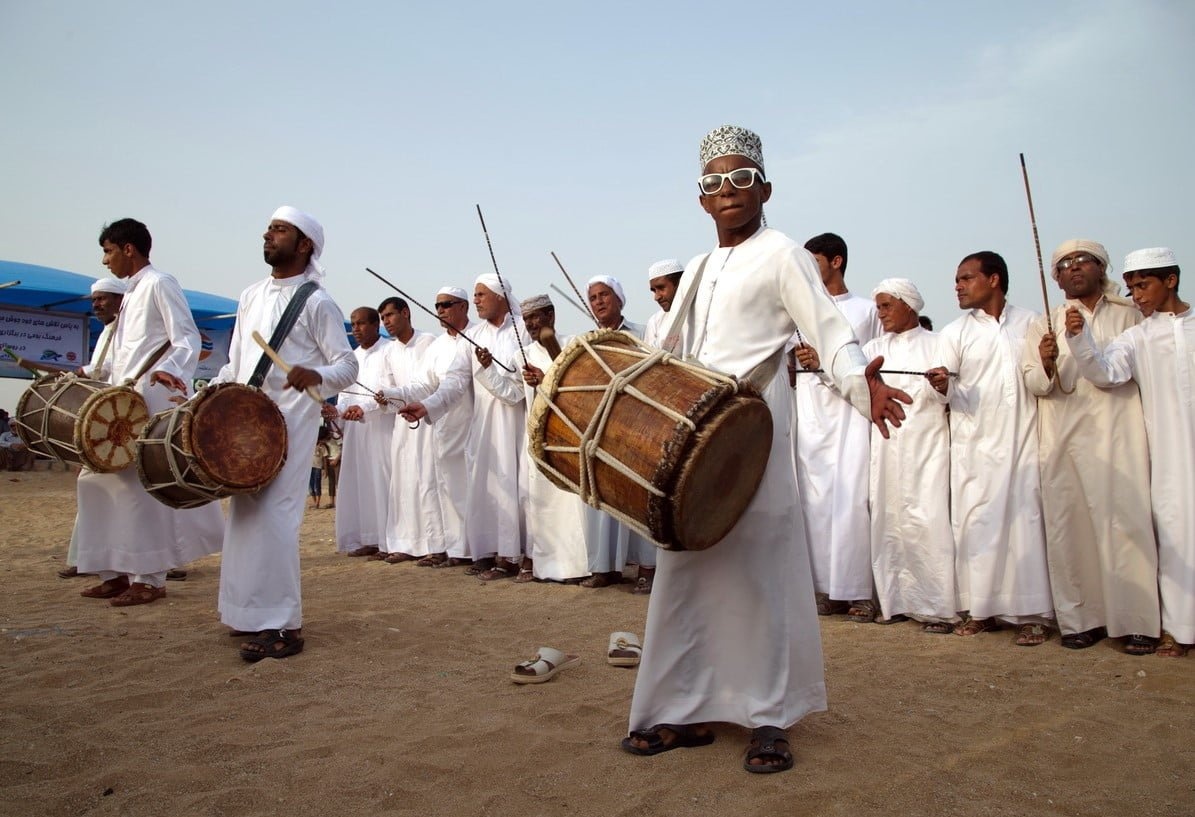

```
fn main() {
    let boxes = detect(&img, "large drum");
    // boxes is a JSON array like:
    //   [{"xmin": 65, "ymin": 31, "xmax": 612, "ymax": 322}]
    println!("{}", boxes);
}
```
[
  {"xmin": 528, "ymin": 329, "xmax": 773, "ymax": 551},
  {"xmin": 13, "ymin": 373, "xmax": 150, "ymax": 472},
  {"xmin": 136, "ymin": 382, "xmax": 288, "ymax": 509}
]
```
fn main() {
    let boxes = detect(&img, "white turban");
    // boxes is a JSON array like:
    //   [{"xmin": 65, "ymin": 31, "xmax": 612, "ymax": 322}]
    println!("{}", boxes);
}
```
[
  {"xmin": 436, "ymin": 286, "xmax": 469, "ymax": 302},
  {"xmin": 90, "ymin": 277, "xmax": 127, "ymax": 296},
  {"xmin": 271, "ymin": 205, "xmax": 325, "ymax": 281},
  {"xmin": 1124, "ymin": 247, "xmax": 1178, "ymax": 273},
  {"xmin": 872, "ymin": 278, "xmax": 925, "ymax": 314},
  {"xmin": 474, "ymin": 273, "xmax": 520, "ymax": 315},
  {"xmin": 587, "ymin": 275, "xmax": 626, "ymax": 306},
  {"xmin": 699, "ymin": 125, "xmax": 765, "ymax": 172},
  {"xmin": 648, "ymin": 259, "xmax": 683, "ymax": 281},
  {"xmin": 1050, "ymin": 239, "xmax": 1110, "ymax": 280}
]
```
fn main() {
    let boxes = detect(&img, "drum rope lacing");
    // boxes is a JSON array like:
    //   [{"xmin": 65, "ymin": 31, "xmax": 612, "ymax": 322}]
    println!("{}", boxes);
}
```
[
  {"xmin": 16, "ymin": 372, "xmax": 88, "ymax": 460},
  {"xmin": 137, "ymin": 400, "xmax": 226, "ymax": 508},
  {"xmin": 532, "ymin": 337, "xmax": 739, "ymax": 537}
]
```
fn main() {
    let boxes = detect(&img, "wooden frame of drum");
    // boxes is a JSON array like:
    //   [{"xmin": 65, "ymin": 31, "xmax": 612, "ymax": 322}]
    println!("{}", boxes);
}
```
[{"xmin": 528, "ymin": 329, "xmax": 772, "ymax": 551}]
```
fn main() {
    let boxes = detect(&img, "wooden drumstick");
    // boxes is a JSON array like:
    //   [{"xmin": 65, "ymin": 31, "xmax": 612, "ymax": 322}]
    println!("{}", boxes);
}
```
[
  {"xmin": 538, "ymin": 326, "xmax": 563, "ymax": 361},
  {"xmin": 2, "ymin": 346, "xmax": 71, "ymax": 375},
  {"xmin": 251, "ymin": 331, "xmax": 324, "ymax": 405}
]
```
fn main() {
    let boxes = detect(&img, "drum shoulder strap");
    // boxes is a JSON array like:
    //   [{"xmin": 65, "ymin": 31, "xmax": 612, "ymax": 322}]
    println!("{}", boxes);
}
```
[
  {"xmin": 660, "ymin": 253, "xmax": 711, "ymax": 356},
  {"xmin": 248, "ymin": 281, "xmax": 319, "ymax": 389}
]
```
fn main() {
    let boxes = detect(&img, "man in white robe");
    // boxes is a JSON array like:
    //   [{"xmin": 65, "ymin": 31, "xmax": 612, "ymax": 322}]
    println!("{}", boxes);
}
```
[
  {"xmin": 211, "ymin": 206, "xmax": 357, "ymax": 661},
  {"xmin": 374, "ymin": 297, "xmax": 436, "ymax": 562},
  {"xmin": 642, "ymin": 259, "xmax": 684, "ymax": 348},
  {"xmin": 399, "ymin": 287, "xmax": 475, "ymax": 568},
  {"xmin": 1066, "ymin": 247, "xmax": 1194, "ymax": 657},
  {"xmin": 929, "ymin": 251, "xmax": 1053, "ymax": 647},
  {"xmin": 333, "ymin": 306, "xmax": 393, "ymax": 558},
  {"xmin": 624, "ymin": 125, "xmax": 909, "ymax": 772},
  {"xmin": 518, "ymin": 294, "xmax": 589, "ymax": 583},
  {"xmin": 75, "ymin": 219, "xmax": 224, "ymax": 606},
  {"xmin": 863, "ymin": 279, "xmax": 956, "ymax": 630},
  {"xmin": 582, "ymin": 274, "xmax": 655, "ymax": 593},
  {"xmin": 792, "ymin": 232, "xmax": 880, "ymax": 621},
  {"xmin": 462, "ymin": 274, "xmax": 529, "ymax": 580},
  {"xmin": 61, "ymin": 276, "xmax": 125, "ymax": 580},
  {"xmin": 1022, "ymin": 240, "xmax": 1159, "ymax": 653}
]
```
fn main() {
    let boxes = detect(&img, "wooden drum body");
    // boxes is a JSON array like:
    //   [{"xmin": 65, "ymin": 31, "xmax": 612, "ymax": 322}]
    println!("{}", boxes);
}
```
[
  {"xmin": 14, "ymin": 373, "xmax": 149, "ymax": 472},
  {"xmin": 136, "ymin": 382, "xmax": 288, "ymax": 509},
  {"xmin": 528, "ymin": 329, "xmax": 772, "ymax": 551}
]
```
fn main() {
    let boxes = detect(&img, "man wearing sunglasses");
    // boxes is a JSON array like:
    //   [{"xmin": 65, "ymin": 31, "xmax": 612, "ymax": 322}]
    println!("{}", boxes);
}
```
[
  {"xmin": 1022, "ymin": 240, "xmax": 1158, "ymax": 654},
  {"xmin": 622, "ymin": 125, "xmax": 910, "ymax": 773}
]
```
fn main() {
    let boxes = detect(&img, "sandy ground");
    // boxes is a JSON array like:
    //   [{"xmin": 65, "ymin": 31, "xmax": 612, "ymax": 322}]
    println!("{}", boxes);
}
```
[{"xmin": 1, "ymin": 468, "xmax": 1192, "ymax": 817}]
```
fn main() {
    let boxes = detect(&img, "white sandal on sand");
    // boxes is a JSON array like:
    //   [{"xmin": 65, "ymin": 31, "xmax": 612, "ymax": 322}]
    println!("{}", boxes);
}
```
[
  {"xmin": 607, "ymin": 632, "xmax": 642, "ymax": 667},
  {"xmin": 511, "ymin": 647, "xmax": 581, "ymax": 684}
]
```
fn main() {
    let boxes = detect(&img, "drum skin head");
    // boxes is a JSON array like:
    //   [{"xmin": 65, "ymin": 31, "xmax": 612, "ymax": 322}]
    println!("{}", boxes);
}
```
[
  {"xmin": 75, "ymin": 386, "xmax": 150, "ymax": 473},
  {"xmin": 188, "ymin": 383, "xmax": 287, "ymax": 490}
]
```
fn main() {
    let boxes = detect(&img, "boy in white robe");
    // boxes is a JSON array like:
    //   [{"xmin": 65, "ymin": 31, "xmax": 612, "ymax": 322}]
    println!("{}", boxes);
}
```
[
  {"xmin": 1023, "ymin": 240, "xmax": 1159, "ymax": 654},
  {"xmin": 1066, "ymin": 247, "xmax": 1194, "ymax": 658},
  {"xmin": 212, "ymin": 206, "xmax": 358, "ymax": 661},
  {"xmin": 76, "ymin": 219, "xmax": 224, "ymax": 606},
  {"xmin": 623, "ymin": 125, "xmax": 909, "ymax": 772}
]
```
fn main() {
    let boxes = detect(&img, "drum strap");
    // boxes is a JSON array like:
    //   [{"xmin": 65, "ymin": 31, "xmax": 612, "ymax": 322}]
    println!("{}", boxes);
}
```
[
  {"xmin": 248, "ymin": 281, "xmax": 319, "ymax": 389},
  {"xmin": 659, "ymin": 253, "xmax": 710, "ymax": 356}
]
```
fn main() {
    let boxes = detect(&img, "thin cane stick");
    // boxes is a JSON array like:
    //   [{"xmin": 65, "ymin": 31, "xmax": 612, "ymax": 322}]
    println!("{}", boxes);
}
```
[
  {"xmin": 475, "ymin": 205, "xmax": 529, "ymax": 369},
  {"xmin": 364, "ymin": 267, "xmax": 514, "ymax": 373},
  {"xmin": 251, "ymin": 331, "xmax": 324, "ymax": 406},
  {"xmin": 549, "ymin": 284, "xmax": 592, "ymax": 322},
  {"xmin": 550, "ymin": 251, "xmax": 599, "ymax": 326},
  {"xmin": 1020, "ymin": 153, "xmax": 1053, "ymax": 334}
]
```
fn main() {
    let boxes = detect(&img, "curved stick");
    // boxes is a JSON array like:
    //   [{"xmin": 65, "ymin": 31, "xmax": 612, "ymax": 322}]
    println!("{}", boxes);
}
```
[
  {"xmin": 475, "ymin": 205, "xmax": 529, "ymax": 370},
  {"xmin": 1020, "ymin": 153, "xmax": 1053, "ymax": 334},
  {"xmin": 365, "ymin": 267, "xmax": 514, "ymax": 374},
  {"xmin": 550, "ymin": 251, "xmax": 599, "ymax": 326}
]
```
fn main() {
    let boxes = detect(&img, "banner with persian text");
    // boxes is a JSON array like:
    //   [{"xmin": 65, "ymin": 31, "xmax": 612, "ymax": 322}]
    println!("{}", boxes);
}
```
[{"xmin": 0, "ymin": 307, "xmax": 87, "ymax": 379}]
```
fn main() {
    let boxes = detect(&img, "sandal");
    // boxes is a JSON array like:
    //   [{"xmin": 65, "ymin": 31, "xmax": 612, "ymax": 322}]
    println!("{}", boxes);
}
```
[
  {"xmin": 479, "ymin": 562, "xmax": 518, "ymax": 581},
  {"xmin": 1155, "ymin": 631, "xmax": 1189, "ymax": 658},
  {"xmin": 1060, "ymin": 627, "xmax": 1106, "ymax": 650},
  {"xmin": 433, "ymin": 557, "xmax": 471, "ymax": 570},
  {"xmin": 631, "ymin": 576, "xmax": 652, "ymax": 595},
  {"xmin": 514, "ymin": 568, "xmax": 536, "ymax": 583},
  {"xmin": 1123, "ymin": 634, "xmax": 1157, "ymax": 656},
  {"xmin": 607, "ymin": 631, "xmax": 642, "ymax": 667},
  {"xmin": 875, "ymin": 614, "xmax": 909, "ymax": 625},
  {"xmin": 954, "ymin": 616, "xmax": 1000, "ymax": 637},
  {"xmin": 347, "ymin": 545, "xmax": 379, "ymax": 558},
  {"xmin": 239, "ymin": 629, "xmax": 305, "ymax": 662},
  {"xmin": 109, "ymin": 582, "xmax": 166, "ymax": 607},
  {"xmin": 464, "ymin": 558, "xmax": 495, "ymax": 576},
  {"xmin": 923, "ymin": 621, "xmax": 955, "ymax": 635},
  {"xmin": 384, "ymin": 552, "xmax": 416, "ymax": 564},
  {"xmin": 846, "ymin": 600, "xmax": 878, "ymax": 623},
  {"xmin": 510, "ymin": 647, "xmax": 580, "ymax": 684},
  {"xmin": 580, "ymin": 571, "xmax": 620, "ymax": 588},
  {"xmin": 1015, "ymin": 622, "xmax": 1050, "ymax": 647},
  {"xmin": 80, "ymin": 576, "xmax": 130, "ymax": 599},
  {"xmin": 743, "ymin": 726, "xmax": 793, "ymax": 774},
  {"xmin": 416, "ymin": 553, "xmax": 447, "ymax": 567},
  {"xmin": 621, "ymin": 724, "xmax": 715, "ymax": 756}
]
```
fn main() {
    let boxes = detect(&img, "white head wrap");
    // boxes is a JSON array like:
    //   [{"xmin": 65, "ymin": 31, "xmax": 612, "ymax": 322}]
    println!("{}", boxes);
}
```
[
  {"xmin": 271, "ymin": 205, "xmax": 325, "ymax": 281},
  {"xmin": 90, "ymin": 277, "xmax": 127, "ymax": 296},
  {"xmin": 436, "ymin": 286, "xmax": 469, "ymax": 302},
  {"xmin": 587, "ymin": 275, "xmax": 626, "ymax": 306},
  {"xmin": 872, "ymin": 278, "xmax": 925, "ymax": 314},
  {"xmin": 699, "ymin": 125, "xmax": 765, "ymax": 172},
  {"xmin": 1051, "ymin": 239, "xmax": 1124, "ymax": 298},
  {"xmin": 474, "ymin": 273, "xmax": 521, "ymax": 315},
  {"xmin": 647, "ymin": 259, "xmax": 684, "ymax": 281},
  {"xmin": 520, "ymin": 293, "xmax": 552, "ymax": 314},
  {"xmin": 1124, "ymin": 247, "xmax": 1178, "ymax": 273}
]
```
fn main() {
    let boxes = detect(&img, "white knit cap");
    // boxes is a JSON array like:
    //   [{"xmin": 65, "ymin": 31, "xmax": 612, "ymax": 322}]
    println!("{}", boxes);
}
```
[
  {"xmin": 90, "ymin": 277, "xmax": 127, "ymax": 295},
  {"xmin": 699, "ymin": 125, "xmax": 765, "ymax": 171},
  {"xmin": 871, "ymin": 278, "xmax": 925, "ymax": 314},
  {"xmin": 1124, "ymin": 247, "xmax": 1178, "ymax": 273},
  {"xmin": 647, "ymin": 259, "xmax": 683, "ymax": 281},
  {"xmin": 587, "ymin": 275, "xmax": 626, "ymax": 306},
  {"xmin": 520, "ymin": 293, "xmax": 552, "ymax": 313}
]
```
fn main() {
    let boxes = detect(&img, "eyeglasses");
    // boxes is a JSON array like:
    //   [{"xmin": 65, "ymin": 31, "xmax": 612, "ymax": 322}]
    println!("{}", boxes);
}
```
[
  {"xmin": 1055, "ymin": 253, "xmax": 1098, "ymax": 272},
  {"xmin": 698, "ymin": 167, "xmax": 766, "ymax": 195},
  {"xmin": 434, "ymin": 300, "xmax": 463, "ymax": 309}
]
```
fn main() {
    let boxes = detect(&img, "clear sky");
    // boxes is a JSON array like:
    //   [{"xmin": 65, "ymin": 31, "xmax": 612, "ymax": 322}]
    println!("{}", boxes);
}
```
[{"xmin": 1, "ymin": 0, "xmax": 1192, "ymax": 407}]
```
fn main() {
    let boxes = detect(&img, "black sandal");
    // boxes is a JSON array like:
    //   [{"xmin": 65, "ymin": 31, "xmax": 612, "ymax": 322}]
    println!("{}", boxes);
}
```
[
  {"xmin": 743, "ymin": 726, "xmax": 793, "ymax": 773},
  {"xmin": 239, "ymin": 629, "xmax": 305, "ymax": 662},
  {"xmin": 1060, "ymin": 626, "xmax": 1106, "ymax": 650},
  {"xmin": 621, "ymin": 724, "xmax": 715, "ymax": 756}
]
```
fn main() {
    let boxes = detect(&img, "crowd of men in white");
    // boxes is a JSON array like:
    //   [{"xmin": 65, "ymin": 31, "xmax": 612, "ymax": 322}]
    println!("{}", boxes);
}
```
[
  {"xmin": 58, "ymin": 212, "xmax": 1193, "ymax": 663},
  {"xmin": 328, "ymin": 231, "xmax": 1193, "ymax": 659}
]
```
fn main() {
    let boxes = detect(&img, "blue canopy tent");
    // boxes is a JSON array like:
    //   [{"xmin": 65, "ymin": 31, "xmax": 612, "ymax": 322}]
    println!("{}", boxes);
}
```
[{"xmin": 0, "ymin": 259, "xmax": 239, "ymax": 378}]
